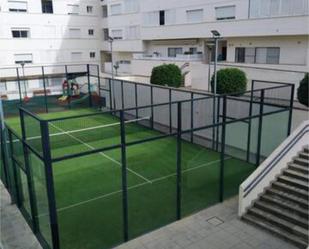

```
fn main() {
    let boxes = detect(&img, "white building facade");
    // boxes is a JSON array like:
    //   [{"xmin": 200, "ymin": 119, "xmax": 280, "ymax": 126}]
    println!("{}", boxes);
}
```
[
  {"xmin": 100, "ymin": 0, "xmax": 308, "ymax": 90},
  {"xmin": 0, "ymin": 0, "xmax": 101, "ymax": 67},
  {"xmin": 0, "ymin": 0, "xmax": 308, "ymax": 91}
]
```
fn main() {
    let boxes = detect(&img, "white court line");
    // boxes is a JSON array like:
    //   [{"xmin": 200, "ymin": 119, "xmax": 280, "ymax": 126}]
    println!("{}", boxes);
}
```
[
  {"xmin": 10, "ymin": 116, "xmax": 150, "ymax": 143},
  {"xmin": 41, "ymin": 157, "xmax": 231, "ymax": 214},
  {"xmin": 49, "ymin": 122, "xmax": 152, "ymax": 184}
]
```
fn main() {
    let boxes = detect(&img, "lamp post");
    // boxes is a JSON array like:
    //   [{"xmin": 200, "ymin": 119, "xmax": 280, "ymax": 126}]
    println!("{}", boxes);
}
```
[
  {"xmin": 211, "ymin": 30, "xmax": 221, "ymax": 96},
  {"xmin": 20, "ymin": 62, "xmax": 29, "ymax": 101},
  {"xmin": 108, "ymin": 36, "xmax": 116, "ymax": 110},
  {"xmin": 210, "ymin": 30, "xmax": 221, "ymax": 150}
]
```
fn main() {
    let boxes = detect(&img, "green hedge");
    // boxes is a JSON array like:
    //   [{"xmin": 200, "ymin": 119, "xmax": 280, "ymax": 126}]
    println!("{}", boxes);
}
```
[
  {"xmin": 297, "ymin": 73, "xmax": 308, "ymax": 107},
  {"xmin": 211, "ymin": 68, "xmax": 247, "ymax": 94},
  {"xmin": 150, "ymin": 64, "xmax": 182, "ymax": 88}
]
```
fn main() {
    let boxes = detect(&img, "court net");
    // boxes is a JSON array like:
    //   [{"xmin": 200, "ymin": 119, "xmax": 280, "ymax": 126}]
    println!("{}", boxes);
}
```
[{"xmin": 12, "ymin": 116, "xmax": 151, "ymax": 152}]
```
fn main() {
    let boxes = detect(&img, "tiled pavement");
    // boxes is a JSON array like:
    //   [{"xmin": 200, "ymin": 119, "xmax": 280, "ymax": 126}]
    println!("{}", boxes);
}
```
[
  {"xmin": 1, "ymin": 182, "xmax": 297, "ymax": 249},
  {"xmin": 0, "ymin": 183, "xmax": 41, "ymax": 249}
]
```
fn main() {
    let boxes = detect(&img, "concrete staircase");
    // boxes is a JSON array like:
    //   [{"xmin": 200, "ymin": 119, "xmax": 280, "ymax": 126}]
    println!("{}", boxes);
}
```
[{"xmin": 243, "ymin": 146, "xmax": 309, "ymax": 249}]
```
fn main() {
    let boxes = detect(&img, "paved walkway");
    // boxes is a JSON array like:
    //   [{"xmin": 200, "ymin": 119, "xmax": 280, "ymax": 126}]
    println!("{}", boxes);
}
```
[
  {"xmin": 0, "ymin": 183, "xmax": 41, "ymax": 249},
  {"xmin": 0, "ymin": 182, "xmax": 296, "ymax": 249}
]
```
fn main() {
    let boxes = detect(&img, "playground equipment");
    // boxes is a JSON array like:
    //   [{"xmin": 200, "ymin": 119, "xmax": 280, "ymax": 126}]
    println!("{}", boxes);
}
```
[{"xmin": 58, "ymin": 79, "xmax": 80, "ymax": 102}]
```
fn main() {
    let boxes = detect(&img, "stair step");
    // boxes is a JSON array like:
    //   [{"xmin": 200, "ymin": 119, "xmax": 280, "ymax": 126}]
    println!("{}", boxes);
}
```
[
  {"xmin": 283, "ymin": 169, "xmax": 309, "ymax": 182},
  {"xmin": 254, "ymin": 200, "xmax": 308, "ymax": 229},
  {"xmin": 278, "ymin": 175, "xmax": 309, "ymax": 191},
  {"xmin": 289, "ymin": 163, "xmax": 309, "ymax": 174},
  {"xmin": 273, "ymin": 182, "xmax": 309, "ymax": 199},
  {"xmin": 299, "ymin": 152, "xmax": 309, "ymax": 160},
  {"xmin": 261, "ymin": 194, "xmax": 309, "ymax": 219},
  {"xmin": 248, "ymin": 207, "xmax": 308, "ymax": 240},
  {"xmin": 304, "ymin": 146, "xmax": 309, "ymax": 154},
  {"xmin": 294, "ymin": 157, "xmax": 309, "ymax": 167},
  {"xmin": 266, "ymin": 188, "xmax": 308, "ymax": 209},
  {"xmin": 243, "ymin": 214, "xmax": 308, "ymax": 249}
]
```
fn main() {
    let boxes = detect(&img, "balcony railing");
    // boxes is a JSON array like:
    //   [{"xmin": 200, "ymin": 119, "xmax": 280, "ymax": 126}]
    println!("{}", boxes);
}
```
[{"xmin": 133, "ymin": 53, "xmax": 203, "ymax": 61}]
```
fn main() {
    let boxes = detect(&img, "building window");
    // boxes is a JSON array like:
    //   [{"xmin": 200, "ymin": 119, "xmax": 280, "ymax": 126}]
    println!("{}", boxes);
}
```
[
  {"xmin": 215, "ymin": 5, "xmax": 235, "ymax": 20},
  {"xmin": 110, "ymin": 3, "xmax": 121, "ymax": 15},
  {"xmin": 124, "ymin": 0, "xmax": 139, "ymax": 13},
  {"xmin": 103, "ymin": 28, "xmax": 109, "ymax": 41},
  {"xmin": 14, "ymin": 53, "xmax": 33, "ymax": 64},
  {"xmin": 90, "ymin": 52, "xmax": 96, "ymax": 58},
  {"xmin": 69, "ymin": 28, "xmax": 81, "ymax": 38},
  {"xmin": 11, "ymin": 28, "xmax": 30, "ymax": 38},
  {"xmin": 235, "ymin": 47, "xmax": 280, "ymax": 64},
  {"xmin": 168, "ymin": 48, "xmax": 183, "ymax": 57},
  {"xmin": 256, "ymin": 47, "xmax": 280, "ymax": 64},
  {"xmin": 126, "ymin": 25, "xmax": 140, "ymax": 40},
  {"xmin": 159, "ymin": 10, "xmax": 165, "ymax": 25},
  {"xmin": 88, "ymin": 29, "xmax": 94, "ymax": 36},
  {"xmin": 0, "ymin": 82, "xmax": 7, "ymax": 92},
  {"xmin": 102, "ymin": 5, "xmax": 108, "ymax": 17},
  {"xmin": 71, "ymin": 52, "xmax": 82, "ymax": 61},
  {"xmin": 186, "ymin": 9, "xmax": 203, "ymax": 23},
  {"xmin": 189, "ymin": 47, "xmax": 198, "ymax": 54},
  {"xmin": 41, "ymin": 0, "xmax": 53, "ymax": 14},
  {"xmin": 8, "ymin": 1, "xmax": 27, "ymax": 12},
  {"xmin": 111, "ymin": 29, "xmax": 123, "ymax": 40},
  {"xmin": 86, "ymin": 6, "xmax": 93, "ymax": 13},
  {"xmin": 68, "ymin": 4, "xmax": 79, "ymax": 15},
  {"xmin": 249, "ymin": 0, "xmax": 308, "ymax": 18}
]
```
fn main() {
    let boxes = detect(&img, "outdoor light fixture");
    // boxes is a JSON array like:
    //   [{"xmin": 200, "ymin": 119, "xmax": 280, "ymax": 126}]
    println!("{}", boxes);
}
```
[
  {"xmin": 211, "ymin": 30, "xmax": 222, "ymax": 150},
  {"xmin": 108, "ymin": 36, "xmax": 116, "ymax": 109},
  {"xmin": 211, "ymin": 30, "xmax": 221, "ymax": 37}
]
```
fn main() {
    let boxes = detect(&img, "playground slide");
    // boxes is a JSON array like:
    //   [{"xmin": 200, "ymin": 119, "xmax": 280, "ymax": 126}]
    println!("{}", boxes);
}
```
[
  {"xmin": 70, "ymin": 94, "xmax": 89, "ymax": 105},
  {"xmin": 58, "ymin": 96, "xmax": 68, "ymax": 102}
]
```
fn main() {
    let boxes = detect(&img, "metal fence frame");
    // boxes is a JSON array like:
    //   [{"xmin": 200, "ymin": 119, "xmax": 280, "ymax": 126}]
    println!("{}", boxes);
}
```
[{"xmin": 0, "ymin": 64, "xmax": 295, "ymax": 249}]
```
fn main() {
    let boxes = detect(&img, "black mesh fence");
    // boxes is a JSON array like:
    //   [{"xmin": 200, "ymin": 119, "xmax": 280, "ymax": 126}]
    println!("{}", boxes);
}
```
[{"xmin": 1, "ymin": 64, "xmax": 296, "ymax": 249}]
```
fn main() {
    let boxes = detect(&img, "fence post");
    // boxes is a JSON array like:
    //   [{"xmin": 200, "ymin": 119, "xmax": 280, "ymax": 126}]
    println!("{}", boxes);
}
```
[
  {"xmin": 19, "ymin": 108, "xmax": 39, "ymax": 233},
  {"xmin": 246, "ymin": 80, "xmax": 254, "ymax": 162},
  {"xmin": 65, "ymin": 65, "xmax": 71, "ymax": 109},
  {"xmin": 41, "ymin": 66, "xmax": 49, "ymax": 113},
  {"xmin": 121, "ymin": 80, "xmax": 124, "ymax": 110},
  {"xmin": 150, "ymin": 85, "xmax": 154, "ymax": 129},
  {"xmin": 287, "ymin": 84, "xmax": 295, "ymax": 136},
  {"xmin": 97, "ymin": 65, "xmax": 102, "ymax": 108},
  {"xmin": 120, "ymin": 110, "xmax": 129, "ymax": 242},
  {"xmin": 87, "ymin": 64, "xmax": 93, "ymax": 107},
  {"xmin": 219, "ymin": 96, "xmax": 227, "ymax": 202},
  {"xmin": 176, "ymin": 102, "xmax": 182, "ymax": 220},
  {"xmin": 40, "ymin": 120, "xmax": 61, "ymax": 249},
  {"xmin": 108, "ymin": 79, "xmax": 113, "ymax": 111},
  {"xmin": 0, "ymin": 128, "xmax": 9, "ymax": 190},
  {"xmin": 256, "ymin": 89, "xmax": 265, "ymax": 167},
  {"xmin": 212, "ymin": 95, "xmax": 216, "ymax": 150},
  {"xmin": 16, "ymin": 68, "xmax": 23, "ymax": 104},
  {"xmin": 190, "ymin": 93, "xmax": 194, "ymax": 143},
  {"xmin": 169, "ymin": 89, "xmax": 172, "ymax": 133},
  {"xmin": 216, "ymin": 96, "xmax": 221, "ymax": 151},
  {"xmin": 8, "ymin": 130, "xmax": 21, "ymax": 206},
  {"xmin": 134, "ymin": 83, "xmax": 138, "ymax": 119}
]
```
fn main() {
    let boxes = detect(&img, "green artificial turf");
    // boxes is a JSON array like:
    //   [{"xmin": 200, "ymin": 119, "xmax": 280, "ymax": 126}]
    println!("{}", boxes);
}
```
[{"xmin": 5, "ymin": 108, "xmax": 255, "ymax": 249}]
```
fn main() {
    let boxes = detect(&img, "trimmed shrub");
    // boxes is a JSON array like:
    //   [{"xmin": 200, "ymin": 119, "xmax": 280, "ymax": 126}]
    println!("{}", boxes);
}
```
[
  {"xmin": 297, "ymin": 73, "xmax": 308, "ymax": 107},
  {"xmin": 150, "ymin": 64, "xmax": 182, "ymax": 88},
  {"xmin": 211, "ymin": 68, "xmax": 247, "ymax": 94}
]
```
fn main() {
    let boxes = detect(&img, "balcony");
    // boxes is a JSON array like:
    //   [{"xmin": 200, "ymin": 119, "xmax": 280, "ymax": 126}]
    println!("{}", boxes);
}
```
[
  {"xmin": 101, "ymin": 40, "xmax": 144, "ymax": 52},
  {"xmin": 140, "ymin": 15, "xmax": 308, "ymax": 40},
  {"xmin": 133, "ymin": 53, "xmax": 203, "ymax": 62}
]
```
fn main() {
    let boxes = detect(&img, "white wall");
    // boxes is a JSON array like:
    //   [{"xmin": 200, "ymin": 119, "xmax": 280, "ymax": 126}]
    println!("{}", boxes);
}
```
[
  {"xmin": 227, "ymin": 36, "xmax": 308, "ymax": 65},
  {"xmin": 0, "ymin": 0, "xmax": 101, "ymax": 67}
]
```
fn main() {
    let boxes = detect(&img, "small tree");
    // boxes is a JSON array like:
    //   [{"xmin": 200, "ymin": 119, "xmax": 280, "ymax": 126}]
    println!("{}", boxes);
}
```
[
  {"xmin": 211, "ymin": 68, "xmax": 247, "ymax": 94},
  {"xmin": 150, "ymin": 64, "xmax": 182, "ymax": 88},
  {"xmin": 297, "ymin": 73, "xmax": 308, "ymax": 107}
]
